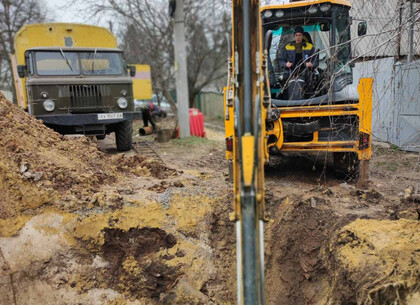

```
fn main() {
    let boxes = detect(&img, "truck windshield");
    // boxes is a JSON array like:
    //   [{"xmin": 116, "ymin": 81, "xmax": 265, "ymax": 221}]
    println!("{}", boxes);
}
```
[
  {"xmin": 80, "ymin": 52, "xmax": 123, "ymax": 75},
  {"xmin": 35, "ymin": 51, "xmax": 80, "ymax": 76},
  {"xmin": 34, "ymin": 51, "xmax": 124, "ymax": 76}
]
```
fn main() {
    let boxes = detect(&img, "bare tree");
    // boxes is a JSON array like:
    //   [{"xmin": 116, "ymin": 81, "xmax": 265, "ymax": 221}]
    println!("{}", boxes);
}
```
[
  {"xmin": 0, "ymin": 0, "xmax": 47, "ymax": 92},
  {"xmin": 85, "ymin": 0, "xmax": 230, "ymax": 109}
]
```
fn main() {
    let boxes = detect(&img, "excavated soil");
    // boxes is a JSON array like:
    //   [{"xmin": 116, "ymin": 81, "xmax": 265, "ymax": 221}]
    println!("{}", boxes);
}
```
[
  {"xmin": 0, "ymin": 97, "xmax": 419, "ymax": 305},
  {"xmin": 0, "ymin": 97, "xmax": 178, "ymax": 220}
]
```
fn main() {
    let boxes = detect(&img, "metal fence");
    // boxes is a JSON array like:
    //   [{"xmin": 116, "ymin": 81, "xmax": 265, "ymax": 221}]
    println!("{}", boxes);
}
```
[
  {"xmin": 196, "ymin": 91, "xmax": 224, "ymax": 119},
  {"xmin": 354, "ymin": 58, "xmax": 420, "ymax": 152}
]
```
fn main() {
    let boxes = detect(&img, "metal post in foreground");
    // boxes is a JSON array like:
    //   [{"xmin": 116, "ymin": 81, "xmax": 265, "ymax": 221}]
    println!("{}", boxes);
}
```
[{"xmin": 173, "ymin": 0, "xmax": 190, "ymax": 138}]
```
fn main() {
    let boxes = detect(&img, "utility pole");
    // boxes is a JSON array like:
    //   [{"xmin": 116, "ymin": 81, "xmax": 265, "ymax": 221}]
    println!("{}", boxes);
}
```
[{"xmin": 172, "ymin": 0, "xmax": 190, "ymax": 138}]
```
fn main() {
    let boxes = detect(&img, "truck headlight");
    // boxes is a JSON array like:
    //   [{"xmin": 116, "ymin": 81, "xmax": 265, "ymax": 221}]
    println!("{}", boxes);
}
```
[
  {"xmin": 43, "ymin": 99, "xmax": 55, "ymax": 112},
  {"xmin": 117, "ymin": 97, "xmax": 128, "ymax": 109}
]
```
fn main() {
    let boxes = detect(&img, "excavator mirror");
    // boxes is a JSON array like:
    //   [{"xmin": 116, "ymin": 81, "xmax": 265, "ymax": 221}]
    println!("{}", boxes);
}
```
[
  {"xmin": 264, "ymin": 30, "xmax": 273, "ymax": 51},
  {"xmin": 128, "ymin": 65, "xmax": 136, "ymax": 77},
  {"xmin": 358, "ymin": 21, "xmax": 367, "ymax": 36},
  {"xmin": 17, "ymin": 65, "xmax": 26, "ymax": 78}
]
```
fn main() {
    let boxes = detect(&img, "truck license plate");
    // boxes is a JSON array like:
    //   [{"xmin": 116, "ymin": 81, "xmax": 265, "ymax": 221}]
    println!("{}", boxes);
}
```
[{"xmin": 97, "ymin": 113, "xmax": 123, "ymax": 120}]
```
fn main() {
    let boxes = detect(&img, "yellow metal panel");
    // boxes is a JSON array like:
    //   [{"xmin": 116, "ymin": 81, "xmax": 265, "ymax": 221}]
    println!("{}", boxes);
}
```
[
  {"xmin": 131, "ymin": 64, "xmax": 153, "ymax": 100},
  {"xmin": 358, "ymin": 78, "xmax": 374, "ymax": 160},
  {"xmin": 241, "ymin": 135, "xmax": 255, "ymax": 187},
  {"xmin": 14, "ymin": 23, "xmax": 117, "ymax": 66},
  {"xmin": 282, "ymin": 147, "xmax": 358, "ymax": 153},
  {"xmin": 280, "ymin": 110, "xmax": 359, "ymax": 118},
  {"xmin": 261, "ymin": 0, "xmax": 351, "ymax": 11},
  {"xmin": 358, "ymin": 78, "xmax": 373, "ymax": 135},
  {"xmin": 282, "ymin": 141, "xmax": 358, "ymax": 148},
  {"xmin": 10, "ymin": 54, "xmax": 25, "ymax": 109},
  {"xmin": 223, "ymin": 87, "xmax": 234, "ymax": 161}
]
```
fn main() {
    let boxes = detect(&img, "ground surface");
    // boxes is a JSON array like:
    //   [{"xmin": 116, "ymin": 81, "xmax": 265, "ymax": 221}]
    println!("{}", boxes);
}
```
[{"xmin": 0, "ymin": 98, "xmax": 419, "ymax": 305}]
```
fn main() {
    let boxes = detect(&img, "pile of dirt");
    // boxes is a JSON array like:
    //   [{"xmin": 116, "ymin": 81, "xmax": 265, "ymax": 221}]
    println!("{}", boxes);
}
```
[
  {"xmin": 327, "ymin": 219, "xmax": 420, "ymax": 305},
  {"xmin": 265, "ymin": 194, "xmax": 420, "ymax": 305},
  {"xmin": 0, "ymin": 97, "xmax": 177, "ymax": 220}
]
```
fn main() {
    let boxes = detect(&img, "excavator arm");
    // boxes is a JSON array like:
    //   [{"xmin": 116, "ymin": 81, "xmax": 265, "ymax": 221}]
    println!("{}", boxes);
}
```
[{"xmin": 229, "ymin": 1, "xmax": 269, "ymax": 304}]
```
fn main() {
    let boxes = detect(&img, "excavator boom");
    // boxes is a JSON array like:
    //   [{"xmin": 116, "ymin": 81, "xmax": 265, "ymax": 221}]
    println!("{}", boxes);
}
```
[{"xmin": 229, "ymin": 1, "xmax": 268, "ymax": 304}]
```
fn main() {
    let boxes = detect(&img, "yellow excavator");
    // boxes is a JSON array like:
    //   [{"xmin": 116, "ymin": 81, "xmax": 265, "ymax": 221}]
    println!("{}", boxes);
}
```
[{"xmin": 227, "ymin": 0, "xmax": 373, "ymax": 304}]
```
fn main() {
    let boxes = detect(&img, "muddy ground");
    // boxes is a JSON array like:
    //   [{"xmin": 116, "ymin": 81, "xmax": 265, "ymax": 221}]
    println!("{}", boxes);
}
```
[{"xmin": 0, "ymin": 98, "xmax": 419, "ymax": 305}]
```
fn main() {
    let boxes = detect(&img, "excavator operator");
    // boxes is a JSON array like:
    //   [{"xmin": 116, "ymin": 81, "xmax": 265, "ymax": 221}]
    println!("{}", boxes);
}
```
[{"xmin": 277, "ymin": 26, "xmax": 317, "ymax": 99}]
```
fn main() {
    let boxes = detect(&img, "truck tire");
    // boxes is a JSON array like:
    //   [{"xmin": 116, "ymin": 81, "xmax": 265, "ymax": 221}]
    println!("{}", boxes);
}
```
[
  {"xmin": 115, "ymin": 120, "xmax": 133, "ymax": 152},
  {"xmin": 333, "ymin": 152, "xmax": 360, "ymax": 181}
]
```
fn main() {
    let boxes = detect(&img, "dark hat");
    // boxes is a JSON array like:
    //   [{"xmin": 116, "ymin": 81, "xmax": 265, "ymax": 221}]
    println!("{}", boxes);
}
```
[{"xmin": 294, "ymin": 26, "xmax": 304, "ymax": 34}]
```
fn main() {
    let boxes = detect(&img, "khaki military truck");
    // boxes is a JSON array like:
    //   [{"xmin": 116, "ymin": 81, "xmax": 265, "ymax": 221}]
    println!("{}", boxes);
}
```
[{"xmin": 11, "ymin": 23, "xmax": 141, "ymax": 151}]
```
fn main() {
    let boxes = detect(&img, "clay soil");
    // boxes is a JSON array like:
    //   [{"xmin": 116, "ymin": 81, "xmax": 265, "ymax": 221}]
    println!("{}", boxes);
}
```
[{"xmin": 0, "ymin": 98, "xmax": 419, "ymax": 305}]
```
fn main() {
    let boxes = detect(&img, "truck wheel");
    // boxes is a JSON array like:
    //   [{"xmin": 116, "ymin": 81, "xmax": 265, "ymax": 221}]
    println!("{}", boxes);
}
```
[
  {"xmin": 333, "ymin": 152, "xmax": 360, "ymax": 181},
  {"xmin": 115, "ymin": 120, "xmax": 133, "ymax": 151}
]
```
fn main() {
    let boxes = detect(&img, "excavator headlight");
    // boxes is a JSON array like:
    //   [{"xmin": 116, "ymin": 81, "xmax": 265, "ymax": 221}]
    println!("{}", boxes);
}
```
[
  {"xmin": 320, "ymin": 3, "xmax": 331, "ymax": 12},
  {"xmin": 275, "ymin": 10, "xmax": 284, "ymax": 18},
  {"xmin": 307, "ymin": 6, "xmax": 318, "ymax": 14},
  {"xmin": 263, "ymin": 10, "xmax": 273, "ymax": 18},
  {"xmin": 43, "ymin": 99, "xmax": 55, "ymax": 112}
]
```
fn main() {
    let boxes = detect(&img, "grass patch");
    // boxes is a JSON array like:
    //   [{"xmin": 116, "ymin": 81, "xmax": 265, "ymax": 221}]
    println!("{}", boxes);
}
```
[
  {"xmin": 172, "ymin": 136, "xmax": 217, "ymax": 147},
  {"xmin": 375, "ymin": 161, "xmax": 399, "ymax": 172},
  {"xmin": 390, "ymin": 144, "xmax": 400, "ymax": 151}
]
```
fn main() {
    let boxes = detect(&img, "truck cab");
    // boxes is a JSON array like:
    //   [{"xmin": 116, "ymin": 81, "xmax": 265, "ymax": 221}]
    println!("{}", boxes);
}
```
[{"xmin": 12, "ymin": 23, "xmax": 142, "ymax": 151}]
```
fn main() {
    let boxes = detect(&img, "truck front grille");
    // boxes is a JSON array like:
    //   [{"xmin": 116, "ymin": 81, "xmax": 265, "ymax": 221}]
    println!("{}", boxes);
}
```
[{"xmin": 69, "ymin": 85, "xmax": 107, "ymax": 109}]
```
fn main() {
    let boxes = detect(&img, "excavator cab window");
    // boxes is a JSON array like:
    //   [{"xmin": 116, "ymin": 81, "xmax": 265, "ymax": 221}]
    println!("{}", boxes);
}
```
[
  {"xmin": 263, "ymin": 5, "xmax": 352, "ymax": 101},
  {"xmin": 270, "ymin": 23, "xmax": 329, "ymax": 100}
]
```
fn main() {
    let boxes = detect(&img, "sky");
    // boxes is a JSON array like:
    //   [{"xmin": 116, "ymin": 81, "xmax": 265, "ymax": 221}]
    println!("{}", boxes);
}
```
[
  {"xmin": 46, "ymin": 0, "xmax": 291, "ymax": 24},
  {"xmin": 45, "ymin": 0, "xmax": 98, "ymax": 24}
]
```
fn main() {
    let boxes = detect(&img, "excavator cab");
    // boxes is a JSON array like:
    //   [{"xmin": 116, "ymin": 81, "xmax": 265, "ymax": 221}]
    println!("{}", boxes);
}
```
[{"xmin": 263, "ymin": 2, "xmax": 353, "ymax": 102}]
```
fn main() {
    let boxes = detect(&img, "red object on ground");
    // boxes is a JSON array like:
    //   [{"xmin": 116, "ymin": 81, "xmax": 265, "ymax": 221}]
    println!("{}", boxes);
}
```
[
  {"xmin": 176, "ymin": 108, "xmax": 206, "ymax": 138},
  {"xmin": 189, "ymin": 108, "xmax": 206, "ymax": 137}
]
